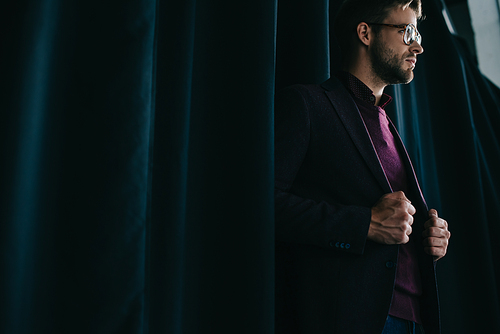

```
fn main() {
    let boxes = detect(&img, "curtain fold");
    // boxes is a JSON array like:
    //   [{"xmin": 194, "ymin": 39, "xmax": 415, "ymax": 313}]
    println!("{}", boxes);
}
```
[
  {"xmin": 179, "ymin": 1, "xmax": 276, "ymax": 332},
  {"xmin": 149, "ymin": 0, "xmax": 276, "ymax": 333},
  {"xmin": 0, "ymin": 0, "xmax": 499, "ymax": 333},
  {"xmin": 147, "ymin": 0, "xmax": 195, "ymax": 332},
  {"xmin": 2, "ymin": 1, "xmax": 157, "ymax": 333}
]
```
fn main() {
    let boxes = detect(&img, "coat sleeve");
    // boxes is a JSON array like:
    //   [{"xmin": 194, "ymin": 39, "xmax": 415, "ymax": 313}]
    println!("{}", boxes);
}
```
[{"xmin": 274, "ymin": 85, "xmax": 372, "ymax": 255}]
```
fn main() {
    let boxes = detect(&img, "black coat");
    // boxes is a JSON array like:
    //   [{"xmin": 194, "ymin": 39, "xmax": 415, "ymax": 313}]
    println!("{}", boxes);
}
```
[{"xmin": 274, "ymin": 76, "xmax": 440, "ymax": 334}]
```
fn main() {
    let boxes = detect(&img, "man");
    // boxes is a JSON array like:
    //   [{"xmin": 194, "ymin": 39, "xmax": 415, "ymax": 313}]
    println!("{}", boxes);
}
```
[{"xmin": 274, "ymin": 0, "xmax": 451, "ymax": 333}]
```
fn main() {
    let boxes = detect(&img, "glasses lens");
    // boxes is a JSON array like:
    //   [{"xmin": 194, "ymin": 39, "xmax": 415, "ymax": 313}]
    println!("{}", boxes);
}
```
[
  {"xmin": 415, "ymin": 31, "xmax": 421, "ymax": 45},
  {"xmin": 405, "ymin": 24, "xmax": 421, "ymax": 45},
  {"xmin": 405, "ymin": 25, "xmax": 414, "ymax": 44}
]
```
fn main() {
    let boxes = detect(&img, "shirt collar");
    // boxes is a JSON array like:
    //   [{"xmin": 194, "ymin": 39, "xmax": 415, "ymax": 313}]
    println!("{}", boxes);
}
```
[{"xmin": 336, "ymin": 71, "xmax": 393, "ymax": 109}]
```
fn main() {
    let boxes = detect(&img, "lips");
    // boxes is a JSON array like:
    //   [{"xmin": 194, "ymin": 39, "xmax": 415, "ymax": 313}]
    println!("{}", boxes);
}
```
[{"xmin": 406, "ymin": 58, "xmax": 417, "ymax": 67}]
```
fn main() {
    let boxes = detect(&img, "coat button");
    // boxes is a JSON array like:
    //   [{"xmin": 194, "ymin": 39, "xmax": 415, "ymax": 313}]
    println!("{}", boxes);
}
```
[
  {"xmin": 386, "ymin": 261, "xmax": 395, "ymax": 269},
  {"xmin": 329, "ymin": 241, "xmax": 350, "ymax": 250},
  {"xmin": 329, "ymin": 241, "xmax": 339, "ymax": 248}
]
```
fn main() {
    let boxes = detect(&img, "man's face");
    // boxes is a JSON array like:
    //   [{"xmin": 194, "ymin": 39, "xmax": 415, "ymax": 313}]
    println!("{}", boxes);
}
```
[{"xmin": 369, "ymin": 6, "xmax": 424, "ymax": 85}]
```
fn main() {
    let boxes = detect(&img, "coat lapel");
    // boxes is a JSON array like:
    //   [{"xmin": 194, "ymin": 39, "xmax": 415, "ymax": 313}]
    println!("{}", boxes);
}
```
[
  {"xmin": 321, "ymin": 78, "xmax": 392, "ymax": 195},
  {"xmin": 387, "ymin": 116, "xmax": 428, "ymax": 210}
]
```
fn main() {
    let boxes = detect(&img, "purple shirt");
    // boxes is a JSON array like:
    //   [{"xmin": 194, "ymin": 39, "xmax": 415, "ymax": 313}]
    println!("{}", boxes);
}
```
[{"xmin": 337, "ymin": 72, "xmax": 423, "ymax": 324}]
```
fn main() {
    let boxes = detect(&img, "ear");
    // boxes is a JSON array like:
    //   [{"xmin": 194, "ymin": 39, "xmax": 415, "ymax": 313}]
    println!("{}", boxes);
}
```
[{"xmin": 356, "ymin": 22, "xmax": 371, "ymax": 46}]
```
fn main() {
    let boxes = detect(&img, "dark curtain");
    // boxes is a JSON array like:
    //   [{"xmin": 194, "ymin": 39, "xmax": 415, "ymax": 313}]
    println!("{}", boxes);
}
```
[{"xmin": 0, "ymin": 1, "xmax": 498, "ymax": 334}]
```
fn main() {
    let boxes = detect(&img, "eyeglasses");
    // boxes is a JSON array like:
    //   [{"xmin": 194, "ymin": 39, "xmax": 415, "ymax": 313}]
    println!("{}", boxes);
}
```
[{"xmin": 366, "ymin": 23, "xmax": 422, "ymax": 46}]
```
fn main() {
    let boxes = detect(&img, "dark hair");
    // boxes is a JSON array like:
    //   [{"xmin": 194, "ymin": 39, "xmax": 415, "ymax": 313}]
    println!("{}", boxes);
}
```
[{"xmin": 333, "ymin": 0, "xmax": 423, "ymax": 62}]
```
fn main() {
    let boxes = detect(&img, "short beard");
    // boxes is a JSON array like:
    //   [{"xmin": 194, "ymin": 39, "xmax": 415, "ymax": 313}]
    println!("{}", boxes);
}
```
[{"xmin": 370, "ymin": 36, "xmax": 414, "ymax": 85}]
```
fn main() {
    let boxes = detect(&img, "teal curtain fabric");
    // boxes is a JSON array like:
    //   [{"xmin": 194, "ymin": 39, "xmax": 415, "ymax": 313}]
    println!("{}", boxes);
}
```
[
  {"xmin": 1, "ymin": 1, "xmax": 158, "ymax": 333},
  {"xmin": 149, "ymin": 1, "xmax": 276, "ymax": 333},
  {"xmin": 0, "ymin": 0, "xmax": 498, "ymax": 333},
  {"xmin": 0, "ymin": 1, "xmax": 275, "ymax": 333}
]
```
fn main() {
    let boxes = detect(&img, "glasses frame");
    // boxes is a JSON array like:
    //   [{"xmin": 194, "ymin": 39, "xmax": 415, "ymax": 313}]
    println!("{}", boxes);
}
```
[{"xmin": 366, "ymin": 23, "xmax": 422, "ymax": 46}]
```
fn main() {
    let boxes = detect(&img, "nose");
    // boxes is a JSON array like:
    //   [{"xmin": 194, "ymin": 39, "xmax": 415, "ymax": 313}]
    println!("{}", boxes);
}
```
[{"xmin": 410, "ymin": 40, "xmax": 424, "ymax": 54}]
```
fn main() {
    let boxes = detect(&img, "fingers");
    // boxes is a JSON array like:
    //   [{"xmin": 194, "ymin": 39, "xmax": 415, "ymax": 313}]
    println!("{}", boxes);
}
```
[
  {"xmin": 424, "ymin": 212, "xmax": 449, "ymax": 230},
  {"xmin": 407, "ymin": 202, "xmax": 416, "ymax": 216},
  {"xmin": 428, "ymin": 208, "xmax": 438, "ymax": 217},
  {"xmin": 385, "ymin": 191, "xmax": 416, "ymax": 216},
  {"xmin": 423, "ymin": 236, "xmax": 449, "ymax": 248},
  {"xmin": 405, "ymin": 224, "xmax": 412, "ymax": 236},
  {"xmin": 396, "ymin": 198, "xmax": 416, "ymax": 219},
  {"xmin": 369, "ymin": 191, "xmax": 416, "ymax": 245},
  {"xmin": 423, "ymin": 236, "xmax": 449, "ymax": 260},
  {"xmin": 384, "ymin": 191, "xmax": 410, "ymax": 203},
  {"xmin": 422, "ymin": 226, "xmax": 451, "ymax": 238},
  {"xmin": 423, "ymin": 209, "xmax": 451, "ymax": 260}
]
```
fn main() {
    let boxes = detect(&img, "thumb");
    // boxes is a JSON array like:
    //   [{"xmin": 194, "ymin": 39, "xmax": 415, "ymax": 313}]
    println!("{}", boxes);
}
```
[
  {"xmin": 387, "ymin": 191, "xmax": 411, "ymax": 203},
  {"xmin": 428, "ymin": 209, "xmax": 438, "ymax": 218}
]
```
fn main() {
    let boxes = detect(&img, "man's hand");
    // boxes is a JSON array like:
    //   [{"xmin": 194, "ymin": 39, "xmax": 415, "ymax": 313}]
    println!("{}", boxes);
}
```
[
  {"xmin": 422, "ymin": 209, "xmax": 450, "ymax": 261},
  {"xmin": 368, "ymin": 191, "xmax": 416, "ymax": 245}
]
